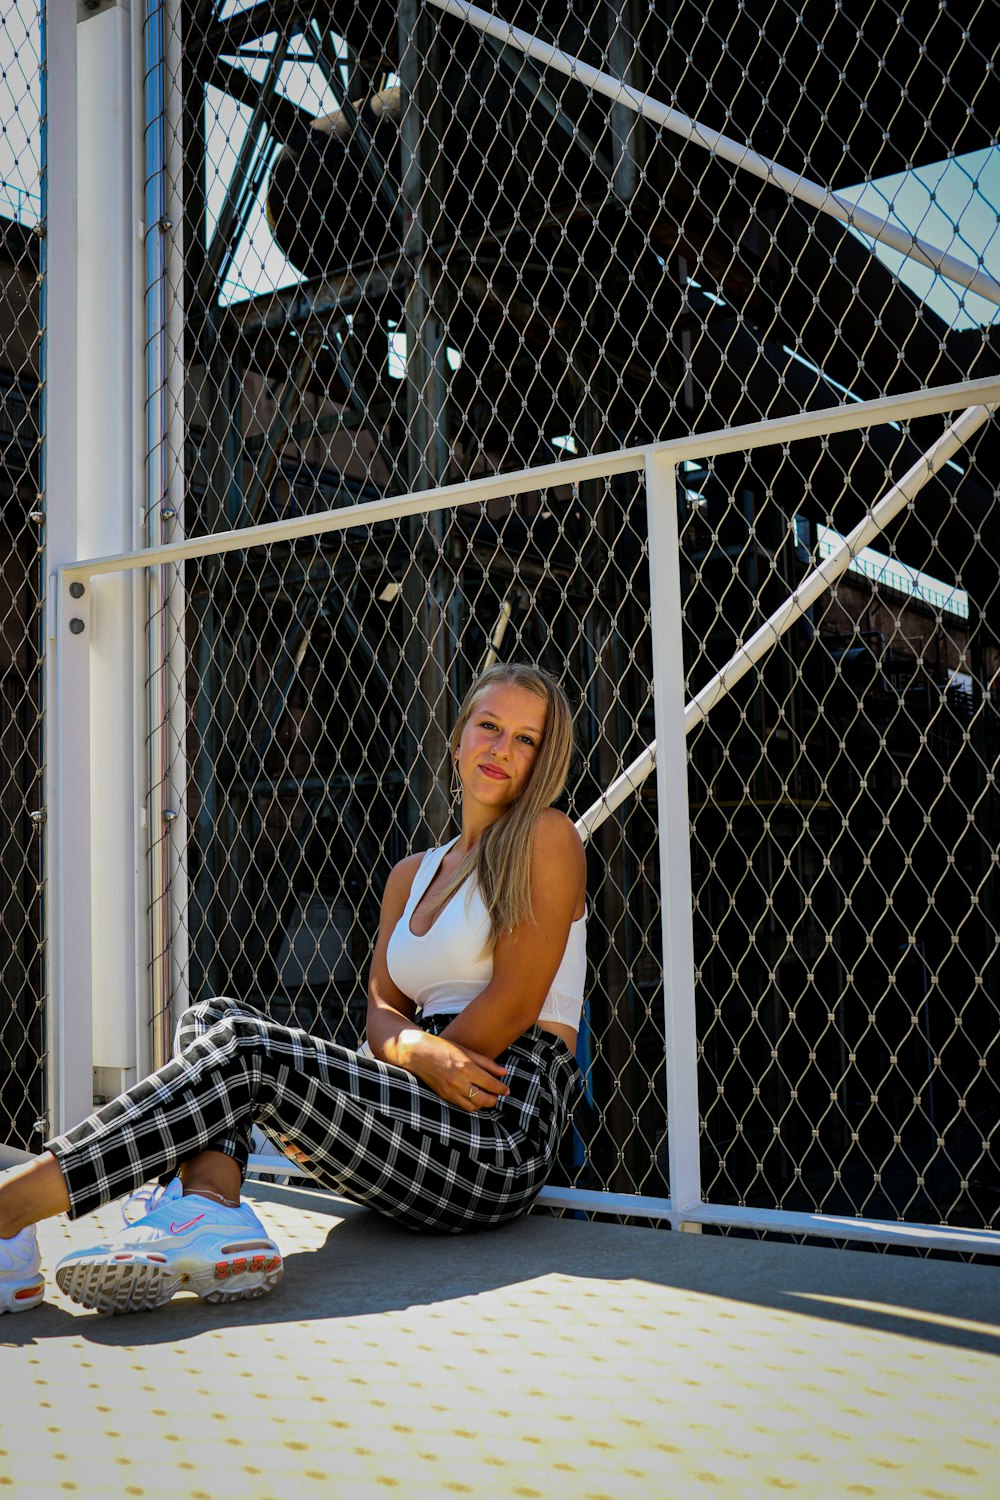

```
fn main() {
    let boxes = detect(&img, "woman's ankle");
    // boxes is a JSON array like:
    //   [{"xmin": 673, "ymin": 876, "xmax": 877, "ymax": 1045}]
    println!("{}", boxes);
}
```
[
  {"xmin": 182, "ymin": 1185, "xmax": 240, "ymax": 1208},
  {"xmin": 178, "ymin": 1150, "xmax": 242, "ymax": 1207}
]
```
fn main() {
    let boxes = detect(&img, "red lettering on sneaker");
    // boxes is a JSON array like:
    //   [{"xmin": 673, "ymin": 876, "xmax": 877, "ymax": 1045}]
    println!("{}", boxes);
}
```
[{"xmin": 169, "ymin": 1214, "xmax": 206, "ymax": 1234}]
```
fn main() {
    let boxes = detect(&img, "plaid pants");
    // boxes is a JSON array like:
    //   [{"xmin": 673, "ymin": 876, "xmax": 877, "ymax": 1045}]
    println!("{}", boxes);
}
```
[{"xmin": 46, "ymin": 997, "xmax": 582, "ymax": 1233}]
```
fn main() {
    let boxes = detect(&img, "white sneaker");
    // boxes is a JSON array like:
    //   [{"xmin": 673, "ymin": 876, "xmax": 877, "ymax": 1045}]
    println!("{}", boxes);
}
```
[
  {"xmin": 55, "ymin": 1178, "xmax": 283, "ymax": 1315},
  {"xmin": 0, "ymin": 1223, "xmax": 44, "ymax": 1314}
]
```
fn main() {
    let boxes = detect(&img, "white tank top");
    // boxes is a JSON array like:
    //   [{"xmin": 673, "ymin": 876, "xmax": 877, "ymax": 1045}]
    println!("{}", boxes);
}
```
[{"xmin": 386, "ymin": 839, "xmax": 587, "ymax": 1030}]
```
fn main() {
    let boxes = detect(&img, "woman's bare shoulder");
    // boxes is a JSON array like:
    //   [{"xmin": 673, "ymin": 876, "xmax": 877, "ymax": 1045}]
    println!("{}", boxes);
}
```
[
  {"xmin": 534, "ymin": 806, "xmax": 584, "ymax": 847},
  {"xmin": 531, "ymin": 808, "xmax": 586, "ymax": 877},
  {"xmin": 382, "ymin": 850, "xmax": 425, "ymax": 904}
]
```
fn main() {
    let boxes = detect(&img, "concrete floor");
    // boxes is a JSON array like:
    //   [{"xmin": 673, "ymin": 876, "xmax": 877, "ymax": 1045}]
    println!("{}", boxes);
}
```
[{"xmin": 0, "ymin": 1181, "xmax": 997, "ymax": 1499}]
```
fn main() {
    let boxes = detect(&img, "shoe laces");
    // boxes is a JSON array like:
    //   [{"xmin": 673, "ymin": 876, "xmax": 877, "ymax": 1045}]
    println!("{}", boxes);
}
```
[{"xmin": 121, "ymin": 1177, "xmax": 182, "ymax": 1226}]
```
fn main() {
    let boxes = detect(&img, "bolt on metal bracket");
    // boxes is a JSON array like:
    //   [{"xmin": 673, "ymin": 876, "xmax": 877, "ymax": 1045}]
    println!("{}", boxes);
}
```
[{"xmin": 52, "ymin": 572, "xmax": 94, "ymax": 643}]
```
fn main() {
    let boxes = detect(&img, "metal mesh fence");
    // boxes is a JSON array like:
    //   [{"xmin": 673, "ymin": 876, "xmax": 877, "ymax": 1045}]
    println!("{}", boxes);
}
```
[
  {"xmin": 145, "ymin": 2, "xmax": 999, "ymax": 1228},
  {"xmin": 160, "ymin": 468, "xmax": 663, "ymax": 1199},
  {"xmin": 0, "ymin": 2, "xmax": 43, "ymax": 1151}
]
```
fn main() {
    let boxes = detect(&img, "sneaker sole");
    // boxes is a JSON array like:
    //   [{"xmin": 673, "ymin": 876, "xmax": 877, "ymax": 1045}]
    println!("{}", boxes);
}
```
[
  {"xmin": 0, "ymin": 1280, "xmax": 45, "ymax": 1314},
  {"xmin": 55, "ymin": 1250, "xmax": 283, "ymax": 1315}
]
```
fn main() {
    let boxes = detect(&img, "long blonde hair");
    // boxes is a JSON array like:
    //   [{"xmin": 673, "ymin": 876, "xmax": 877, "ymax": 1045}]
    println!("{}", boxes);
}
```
[{"xmin": 433, "ymin": 662, "xmax": 575, "ymax": 947}]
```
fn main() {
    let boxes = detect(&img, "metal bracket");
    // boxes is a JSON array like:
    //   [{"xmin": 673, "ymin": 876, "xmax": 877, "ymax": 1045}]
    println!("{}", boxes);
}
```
[
  {"xmin": 77, "ymin": 0, "xmax": 119, "ymax": 20},
  {"xmin": 56, "ymin": 573, "xmax": 94, "ymax": 643}
]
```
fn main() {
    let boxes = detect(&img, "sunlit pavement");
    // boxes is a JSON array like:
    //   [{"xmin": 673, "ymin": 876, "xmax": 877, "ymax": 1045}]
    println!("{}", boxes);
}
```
[{"xmin": 1, "ymin": 1182, "xmax": 997, "ymax": 1498}]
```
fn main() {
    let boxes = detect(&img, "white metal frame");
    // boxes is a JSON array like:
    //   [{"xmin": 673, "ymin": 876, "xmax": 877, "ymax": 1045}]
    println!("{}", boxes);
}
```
[
  {"xmin": 77, "ymin": 4, "xmax": 146, "ymax": 1103},
  {"xmin": 142, "ymin": 0, "xmax": 191, "ymax": 1070},
  {"xmin": 41, "ymin": 3, "xmax": 92, "ymax": 1134},
  {"xmin": 42, "ymin": 2, "xmax": 151, "ymax": 1135},
  {"xmin": 52, "ymin": 374, "xmax": 1000, "ymax": 1253}
]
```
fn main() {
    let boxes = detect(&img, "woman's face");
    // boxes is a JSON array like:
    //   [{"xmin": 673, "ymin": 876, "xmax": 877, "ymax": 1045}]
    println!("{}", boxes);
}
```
[{"xmin": 457, "ymin": 682, "xmax": 548, "ymax": 813}]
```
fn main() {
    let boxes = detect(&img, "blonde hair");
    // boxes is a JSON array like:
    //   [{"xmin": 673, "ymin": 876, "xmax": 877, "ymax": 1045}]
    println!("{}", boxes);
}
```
[{"xmin": 433, "ymin": 662, "xmax": 575, "ymax": 948}]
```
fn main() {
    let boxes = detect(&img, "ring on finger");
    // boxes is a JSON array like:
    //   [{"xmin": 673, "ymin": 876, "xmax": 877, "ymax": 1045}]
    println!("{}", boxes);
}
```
[{"xmin": 468, "ymin": 1084, "xmax": 479, "ymax": 1100}]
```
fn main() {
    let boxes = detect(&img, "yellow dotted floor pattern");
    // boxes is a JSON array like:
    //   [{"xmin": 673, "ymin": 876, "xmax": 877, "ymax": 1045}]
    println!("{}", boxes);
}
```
[{"xmin": 0, "ymin": 1184, "xmax": 997, "ymax": 1498}]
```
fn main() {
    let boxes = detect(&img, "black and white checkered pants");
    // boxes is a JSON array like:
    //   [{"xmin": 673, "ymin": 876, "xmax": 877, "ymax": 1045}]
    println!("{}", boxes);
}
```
[{"xmin": 45, "ymin": 997, "xmax": 582, "ymax": 1233}]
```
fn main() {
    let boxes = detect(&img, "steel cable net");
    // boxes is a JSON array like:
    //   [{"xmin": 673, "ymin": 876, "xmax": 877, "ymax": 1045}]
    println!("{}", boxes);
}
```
[
  {"xmin": 0, "ymin": 2, "xmax": 43, "ymax": 1150},
  {"xmin": 152, "ymin": 1, "xmax": 999, "ymax": 1220}
]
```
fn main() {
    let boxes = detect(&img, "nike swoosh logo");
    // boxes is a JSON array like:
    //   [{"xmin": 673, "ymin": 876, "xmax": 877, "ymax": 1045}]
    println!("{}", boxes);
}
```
[{"xmin": 169, "ymin": 1214, "xmax": 205, "ymax": 1233}]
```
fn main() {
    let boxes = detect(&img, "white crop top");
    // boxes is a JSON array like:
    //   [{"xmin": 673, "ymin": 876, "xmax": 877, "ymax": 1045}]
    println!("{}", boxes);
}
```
[{"xmin": 386, "ymin": 839, "xmax": 587, "ymax": 1030}]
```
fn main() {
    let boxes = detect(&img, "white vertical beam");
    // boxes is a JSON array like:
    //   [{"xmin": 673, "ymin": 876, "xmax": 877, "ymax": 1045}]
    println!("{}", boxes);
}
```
[
  {"xmin": 143, "ymin": 0, "xmax": 190, "ymax": 1069},
  {"xmin": 41, "ymin": 6, "xmax": 91, "ymax": 1133},
  {"xmin": 77, "ymin": 4, "xmax": 142, "ymax": 1102},
  {"xmin": 645, "ymin": 451, "xmax": 702, "ymax": 1221}
]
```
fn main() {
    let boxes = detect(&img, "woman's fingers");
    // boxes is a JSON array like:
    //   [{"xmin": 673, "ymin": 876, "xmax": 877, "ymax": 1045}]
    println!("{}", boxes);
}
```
[
  {"xmin": 462, "ymin": 1072, "xmax": 508, "ymax": 1111},
  {"xmin": 460, "ymin": 1047, "xmax": 509, "ymax": 1079},
  {"xmin": 277, "ymin": 1134, "xmax": 310, "ymax": 1164},
  {"xmin": 410, "ymin": 1034, "xmax": 510, "ymax": 1111}
]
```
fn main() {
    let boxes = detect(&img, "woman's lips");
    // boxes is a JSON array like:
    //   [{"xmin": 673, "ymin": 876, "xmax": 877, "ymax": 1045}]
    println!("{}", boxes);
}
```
[{"xmin": 479, "ymin": 763, "xmax": 509, "ymax": 780}]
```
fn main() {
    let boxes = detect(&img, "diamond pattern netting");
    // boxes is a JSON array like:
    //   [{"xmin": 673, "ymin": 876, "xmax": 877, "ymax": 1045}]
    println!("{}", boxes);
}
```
[
  {"xmin": 0, "ymin": 2, "xmax": 43, "ymax": 1151},
  {"xmin": 141, "ymin": 2, "xmax": 998, "ymax": 1224}
]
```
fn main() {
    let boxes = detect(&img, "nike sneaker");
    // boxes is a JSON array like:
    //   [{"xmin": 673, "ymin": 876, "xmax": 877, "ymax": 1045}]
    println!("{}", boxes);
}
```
[{"xmin": 55, "ymin": 1177, "xmax": 283, "ymax": 1315}]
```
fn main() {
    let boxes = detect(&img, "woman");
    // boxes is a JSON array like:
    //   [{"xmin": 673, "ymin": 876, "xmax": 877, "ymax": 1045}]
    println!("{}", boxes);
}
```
[{"xmin": 0, "ymin": 663, "xmax": 586, "ymax": 1316}]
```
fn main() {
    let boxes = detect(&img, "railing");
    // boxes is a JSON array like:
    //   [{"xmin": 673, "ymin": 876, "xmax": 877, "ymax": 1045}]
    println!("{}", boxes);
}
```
[
  {"xmin": 48, "ymin": 373, "xmax": 1000, "ymax": 1255},
  {"xmin": 0, "ymin": 179, "xmax": 41, "ymax": 227}
]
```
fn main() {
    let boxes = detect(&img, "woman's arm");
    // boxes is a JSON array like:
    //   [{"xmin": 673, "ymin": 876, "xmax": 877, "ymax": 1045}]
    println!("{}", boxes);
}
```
[
  {"xmin": 365, "ymin": 852, "xmax": 423, "ymax": 1062},
  {"xmin": 365, "ymin": 854, "xmax": 510, "ymax": 1111},
  {"xmin": 441, "ymin": 809, "xmax": 586, "ymax": 1060}
]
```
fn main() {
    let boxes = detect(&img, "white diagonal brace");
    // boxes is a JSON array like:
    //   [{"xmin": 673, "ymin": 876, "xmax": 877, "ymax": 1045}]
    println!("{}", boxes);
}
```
[
  {"xmin": 428, "ymin": 0, "xmax": 1000, "ymax": 309},
  {"xmin": 575, "ymin": 400, "xmax": 997, "ymax": 841}
]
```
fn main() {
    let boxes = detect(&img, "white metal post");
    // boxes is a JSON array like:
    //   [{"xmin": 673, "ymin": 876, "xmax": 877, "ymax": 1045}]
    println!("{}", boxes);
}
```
[
  {"xmin": 77, "ymin": 4, "xmax": 143, "ymax": 1102},
  {"xmin": 143, "ymin": 0, "xmax": 190, "ymax": 1068},
  {"xmin": 645, "ymin": 451, "xmax": 702, "ymax": 1224},
  {"xmin": 41, "ymin": 6, "xmax": 94, "ymax": 1134}
]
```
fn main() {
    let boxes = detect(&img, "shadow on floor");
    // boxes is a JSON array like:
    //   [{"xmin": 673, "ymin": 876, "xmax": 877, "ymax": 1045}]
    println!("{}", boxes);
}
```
[{"xmin": 6, "ymin": 1181, "xmax": 998, "ymax": 1356}]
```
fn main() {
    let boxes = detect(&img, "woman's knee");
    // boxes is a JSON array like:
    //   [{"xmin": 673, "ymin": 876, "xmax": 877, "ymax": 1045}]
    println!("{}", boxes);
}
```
[{"xmin": 172, "ymin": 995, "xmax": 257, "ymax": 1055}]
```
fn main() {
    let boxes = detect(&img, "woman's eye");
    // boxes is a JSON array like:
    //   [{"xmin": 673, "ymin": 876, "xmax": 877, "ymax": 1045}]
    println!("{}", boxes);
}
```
[{"xmin": 518, "ymin": 735, "xmax": 535, "ymax": 746}]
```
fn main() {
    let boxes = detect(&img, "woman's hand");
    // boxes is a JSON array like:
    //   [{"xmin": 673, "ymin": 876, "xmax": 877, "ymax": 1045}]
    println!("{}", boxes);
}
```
[
  {"xmin": 399, "ymin": 1029, "xmax": 510, "ymax": 1113},
  {"xmin": 277, "ymin": 1136, "xmax": 311, "ymax": 1167}
]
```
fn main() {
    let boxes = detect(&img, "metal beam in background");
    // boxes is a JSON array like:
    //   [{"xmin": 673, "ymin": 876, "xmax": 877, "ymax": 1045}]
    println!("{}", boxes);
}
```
[
  {"xmin": 198, "ymin": 34, "xmax": 290, "ymax": 309},
  {"xmin": 397, "ymin": 0, "xmax": 453, "ymax": 844},
  {"xmin": 307, "ymin": 19, "xmax": 406, "ymax": 234},
  {"xmin": 203, "ymin": 54, "xmax": 316, "ymax": 143},
  {"xmin": 244, "ymin": 408, "xmax": 364, "ymax": 445},
  {"xmin": 483, "ymin": 33, "xmax": 612, "ymax": 181},
  {"xmin": 210, "ymin": 259, "xmax": 412, "ymax": 340},
  {"xmin": 242, "ymin": 596, "xmax": 322, "ymax": 786},
  {"xmin": 398, "ymin": 0, "xmax": 449, "ymax": 494},
  {"xmin": 429, "ymin": 0, "xmax": 1000, "ymax": 309},
  {"xmin": 204, "ymin": 0, "xmax": 310, "ymax": 53},
  {"xmin": 243, "ymin": 332, "xmax": 321, "ymax": 522},
  {"xmin": 606, "ymin": 0, "xmax": 644, "ymax": 202},
  {"xmin": 328, "ymin": 324, "xmax": 408, "ymax": 494}
]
